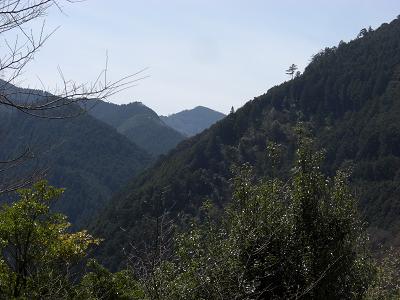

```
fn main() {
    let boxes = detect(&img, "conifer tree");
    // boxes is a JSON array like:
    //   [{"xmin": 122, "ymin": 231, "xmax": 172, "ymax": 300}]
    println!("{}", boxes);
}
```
[{"xmin": 286, "ymin": 64, "xmax": 298, "ymax": 79}]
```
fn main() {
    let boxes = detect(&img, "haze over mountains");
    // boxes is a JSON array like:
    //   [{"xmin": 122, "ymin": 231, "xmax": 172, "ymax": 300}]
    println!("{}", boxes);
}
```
[
  {"xmin": 87, "ymin": 100, "xmax": 226, "ymax": 155},
  {"xmin": 0, "ymin": 89, "xmax": 225, "ymax": 226},
  {"xmin": 5, "ymin": 1, "xmax": 400, "ymax": 297},
  {"xmin": 91, "ymin": 17, "xmax": 400, "ymax": 268},
  {"xmin": 0, "ymin": 104, "xmax": 151, "ymax": 226},
  {"xmin": 86, "ymin": 101, "xmax": 186, "ymax": 156},
  {"xmin": 161, "ymin": 106, "xmax": 226, "ymax": 137}
]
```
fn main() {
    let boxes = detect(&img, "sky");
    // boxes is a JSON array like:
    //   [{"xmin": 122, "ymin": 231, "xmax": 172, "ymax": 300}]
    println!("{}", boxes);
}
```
[{"xmin": 16, "ymin": 0, "xmax": 400, "ymax": 115}]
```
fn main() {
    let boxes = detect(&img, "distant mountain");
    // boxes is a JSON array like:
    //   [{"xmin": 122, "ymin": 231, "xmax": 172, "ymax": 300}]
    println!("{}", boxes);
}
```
[
  {"xmin": 161, "ymin": 106, "xmax": 225, "ymax": 137},
  {"xmin": 87, "ymin": 101, "xmax": 186, "ymax": 156},
  {"xmin": 0, "ymin": 93, "xmax": 151, "ymax": 227},
  {"xmin": 92, "ymin": 18, "xmax": 400, "ymax": 268}
]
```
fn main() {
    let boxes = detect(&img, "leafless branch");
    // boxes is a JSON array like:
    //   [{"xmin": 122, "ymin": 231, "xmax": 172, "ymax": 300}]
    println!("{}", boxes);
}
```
[{"xmin": 0, "ymin": 0, "xmax": 148, "ymax": 194}]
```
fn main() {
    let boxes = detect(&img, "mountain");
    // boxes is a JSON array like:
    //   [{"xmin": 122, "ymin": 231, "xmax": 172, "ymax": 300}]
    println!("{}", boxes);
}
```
[
  {"xmin": 91, "ymin": 18, "xmax": 400, "ymax": 268},
  {"xmin": 87, "ymin": 100, "xmax": 186, "ymax": 156},
  {"xmin": 161, "ymin": 106, "xmax": 226, "ymax": 137},
  {"xmin": 0, "ymin": 96, "xmax": 152, "ymax": 226}
]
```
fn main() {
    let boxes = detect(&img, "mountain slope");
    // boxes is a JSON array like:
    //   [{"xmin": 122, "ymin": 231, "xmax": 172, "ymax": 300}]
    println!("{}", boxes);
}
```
[
  {"xmin": 0, "ymin": 104, "xmax": 151, "ymax": 226},
  {"xmin": 92, "ymin": 18, "xmax": 400, "ymax": 267},
  {"xmin": 161, "ymin": 106, "xmax": 225, "ymax": 137},
  {"xmin": 87, "ymin": 101, "xmax": 186, "ymax": 156}
]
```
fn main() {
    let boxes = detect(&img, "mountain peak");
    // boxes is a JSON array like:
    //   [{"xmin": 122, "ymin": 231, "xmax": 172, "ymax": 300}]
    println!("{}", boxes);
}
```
[
  {"xmin": 92, "ymin": 17, "xmax": 400, "ymax": 268},
  {"xmin": 161, "ymin": 106, "xmax": 225, "ymax": 137},
  {"xmin": 87, "ymin": 100, "xmax": 185, "ymax": 156}
]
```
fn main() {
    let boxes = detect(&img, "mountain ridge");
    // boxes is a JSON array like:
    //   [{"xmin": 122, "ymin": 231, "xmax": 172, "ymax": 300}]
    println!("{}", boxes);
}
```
[
  {"xmin": 87, "ymin": 100, "xmax": 186, "ymax": 156},
  {"xmin": 91, "ymin": 17, "xmax": 400, "ymax": 268},
  {"xmin": 161, "ymin": 105, "xmax": 225, "ymax": 137},
  {"xmin": 0, "ymin": 85, "xmax": 153, "ymax": 226}
]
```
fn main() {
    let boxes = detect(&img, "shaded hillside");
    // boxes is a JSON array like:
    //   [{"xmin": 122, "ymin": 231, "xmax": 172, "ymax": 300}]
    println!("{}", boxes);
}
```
[
  {"xmin": 0, "ymin": 106, "xmax": 151, "ymax": 226},
  {"xmin": 161, "ymin": 106, "xmax": 225, "ymax": 137},
  {"xmin": 92, "ymin": 18, "xmax": 400, "ymax": 268},
  {"xmin": 87, "ymin": 101, "xmax": 186, "ymax": 156}
]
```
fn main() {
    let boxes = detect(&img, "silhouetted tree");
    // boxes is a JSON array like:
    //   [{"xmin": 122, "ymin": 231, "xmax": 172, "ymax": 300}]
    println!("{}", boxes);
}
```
[
  {"xmin": 286, "ymin": 63, "xmax": 298, "ymax": 79},
  {"xmin": 0, "ymin": 0, "xmax": 145, "ymax": 194},
  {"xmin": 358, "ymin": 28, "xmax": 368, "ymax": 38}
]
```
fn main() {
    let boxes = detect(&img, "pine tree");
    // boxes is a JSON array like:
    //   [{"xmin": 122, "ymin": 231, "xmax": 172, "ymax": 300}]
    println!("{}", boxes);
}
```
[{"xmin": 286, "ymin": 64, "xmax": 298, "ymax": 79}]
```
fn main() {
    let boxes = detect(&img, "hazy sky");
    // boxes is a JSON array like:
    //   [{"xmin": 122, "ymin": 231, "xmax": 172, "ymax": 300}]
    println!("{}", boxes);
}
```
[{"xmin": 19, "ymin": 0, "xmax": 400, "ymax": 115}]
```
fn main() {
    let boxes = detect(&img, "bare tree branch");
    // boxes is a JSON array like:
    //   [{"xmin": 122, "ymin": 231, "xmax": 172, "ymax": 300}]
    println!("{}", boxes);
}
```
[{"xmin": 0, "ymin": 0, "xmax": 147, "ymax": 194}]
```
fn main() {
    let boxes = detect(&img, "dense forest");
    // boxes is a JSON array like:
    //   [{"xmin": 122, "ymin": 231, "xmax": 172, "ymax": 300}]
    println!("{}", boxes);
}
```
[
  {"xmin": 87, "ymin": 100, "xmax": 186, "ymax": 156},
  {"xmin": 1, "ymin": 0, "xmax": 400, "ymax": 298},
  {"xmin": 91, "ymin": 17, "xmax": 400, "ymax": 269},
  {"xmin": 0, "ymin": 104, "xmax": 151, "ymax": 226},
  {"xmin": 1, "ymin": 136, "xmax": 398, "ymax": 299},
  {"xmin": 0, "ymin": 86, "xmax": 225, "ymax": 227}
]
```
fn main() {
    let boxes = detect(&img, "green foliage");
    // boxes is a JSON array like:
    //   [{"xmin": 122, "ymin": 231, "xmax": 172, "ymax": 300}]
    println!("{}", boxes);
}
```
[
  {"xmin": 0, "ymin": 158, "xmax": 397, "ymax": 299},
  {"xmin": 87, "ymin": 100, "xmax": 186, "ymax": 156},
  {"xmin": 78, "ymin": 259, "xmax": 144, "ymax": 300},
  {"xmin": 0, "ymin": 107, "xmax": 151, "ymax": 226},
  {"xmin": 142, "ymin": 137, "xmax": 375, "ymax": 299},
  {"xmin": 365, "ymin": 248, "xmax": 400, "ymax": 299},
  {"xmin": 92, "ymin": 17, "xmax": 400, "ymax": 268},
  {"xmin": 0, "ymin": 181, "xmax": 100, "ymax": 299}
]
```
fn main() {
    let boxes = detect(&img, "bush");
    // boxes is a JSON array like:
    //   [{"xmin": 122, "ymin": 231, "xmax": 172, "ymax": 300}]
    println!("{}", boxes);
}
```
[{"xmin": 146, "ymin": 136, "xmax": 375, "ymax": 299}]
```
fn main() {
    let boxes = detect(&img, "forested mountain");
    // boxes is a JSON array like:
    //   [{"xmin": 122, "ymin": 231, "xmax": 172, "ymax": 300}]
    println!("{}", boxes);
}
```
[
  {"xmin": 87, "ymin": 100, "xmax": 186, "ymax": 156},
  {"xmin": 161, "ymin": 106, "xmax": 226, "ymax": 137},
  {"xmin": 92, "ymin": 17, "xmax": 400, "ymax": 268},
  {"xmin": 0, "ymin": 103, "xmax": 151, "ymax": 226}
]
